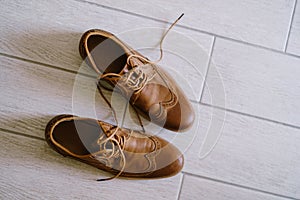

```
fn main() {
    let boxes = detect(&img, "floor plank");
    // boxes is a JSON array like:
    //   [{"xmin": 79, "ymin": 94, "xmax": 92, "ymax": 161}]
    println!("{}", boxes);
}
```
[
  {"xmin": 111, "ymin": 99, "xmax": 300, "ymax": 198},
  {"xmin": 0, "ymin": 55, "xmax": 127, "ymax": 139},
  {"xmin": 183, "ymin": 105, "xmax": 300, "ymax": 199},
  {"xmin": 89, "ymin": 0, "xmax": 295, "ymax": 50},
  {"xmin": 0, "ymin": 130, "xmax": 182, "ymax": 200},
  {"xmin": 287, "ymin": 2, "xmax": 300, "ymax": 56},
  {"xmin": 0, "ymin": 0, "xmax": 213, "ymax": 101},
  {"xmin": 1, "ymin": 1, "xmax": 300, "ymax": 198},
  {"xmin": 202, "ymin": 38, "xmax": 300, "ymax": 128},
  {"xmin": 179, "ymin": 174, "xmax": 291, "ymax": 200}
]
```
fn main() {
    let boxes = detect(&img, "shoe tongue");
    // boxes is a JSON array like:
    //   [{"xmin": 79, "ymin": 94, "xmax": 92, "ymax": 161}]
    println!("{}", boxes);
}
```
[
  {"xmin": 98, "ymin": 121, "xmax": 117, "ymax": 137},
  {"xmin": 100, "ymin": 53, "xmax": 148, "ymax": 85},
  {"xmin": 120, "ymin": 54, "xmax": 147, "ymax": 75}
]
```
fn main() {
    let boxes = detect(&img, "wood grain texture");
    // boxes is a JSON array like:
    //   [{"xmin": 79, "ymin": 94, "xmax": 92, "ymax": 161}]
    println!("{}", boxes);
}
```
[
  {"xmin": 179, "ymin": 175, "xmax": 290, "ymax": 200},
  {"xmin": 90, "ymin": 0, "xmax": 295, "ymax": 50},
  {"xmin": 3, "ymin": 53, "xmax": 300, "ymax": 198},
  {"xmin": 287, "ymin": 2, "xmax": 300, "ymax": 56},
  {"xmin": 1, "ymin": 0, "xmax": 300, "ymax": 199},
  {"xmin": 0, "ymin": 131, "xmax": 182, "ymax": 200},
  {"xmin": 110, "ymin": 100, "xmax": 300, "ymax": 198},
  {"xmin": 183, "ymin": 105, "xmax": 300, "ymax": 198},
  {"xmin": 202, "ymin": 38, "xmax": 300, "ymax": 128},
  {"xmin": 0, "ymin": 0, "xmax": 213, "ymax": 101},
  {"xmin": 0, "ymin": 55, "xmax": 128, "ymax": 139}
]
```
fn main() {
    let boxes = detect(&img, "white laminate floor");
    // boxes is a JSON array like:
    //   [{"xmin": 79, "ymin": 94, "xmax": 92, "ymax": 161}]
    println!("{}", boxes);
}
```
[{"xmin": 0, "ymin": 0, "xmax": 299, "ymax": 199}]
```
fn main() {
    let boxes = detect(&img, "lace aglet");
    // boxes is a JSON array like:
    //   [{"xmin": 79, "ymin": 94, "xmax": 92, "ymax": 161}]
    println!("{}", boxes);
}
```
[
  {"xmin": 96, "ymin": 176, "xmax": 115, "ymax": 182},
  {"xmin": 178, "ymin": 13, "xmax": 184, "ymax": 20},
  {"xmin": 141, "ymin": 124, "xmax": 146, "ymax": 133}
]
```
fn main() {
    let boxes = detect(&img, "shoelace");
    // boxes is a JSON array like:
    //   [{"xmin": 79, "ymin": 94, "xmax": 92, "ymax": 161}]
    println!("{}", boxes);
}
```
[
  {"xmin": 100, "ymin": 66, "xmax": 155, "ymax": 95},
  {"xmin": 95, "ymin": 126, "xmax": 133, "ymax": 181},
  {"xmin": 95, "ymin": 84, "xmax": 138, "ymax": 181},
  {"xmin": 95, "ymin": 13, "xmax": 184, "ymax": 181},
  {"xmin": 101, "ymin": 14, "xmax": 184, "ymax": 107}
]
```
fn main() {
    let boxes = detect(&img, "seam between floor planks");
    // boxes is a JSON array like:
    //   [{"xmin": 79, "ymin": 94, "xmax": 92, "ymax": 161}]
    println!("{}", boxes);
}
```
[
  {"xmin": 176, "ymin": 173, "xmax": 185, "ymax": 200},
  {"xmin": 198, "ymin": 102, "xmax": 300, "ymax": 130},
  {"xmin": 181, "ymin": 172, "xmax": 299, "ymax": 200},
  {"xmin": 199, "ymin": 37, "xmax": 216, "ymax": 103},
  {"xmin": 284, "ymin": 0, "xmax": 298, "ymax": 52},
  {"xmin": 0, "ymin": 127, "xmax": 44, "ymax": 141},
  {"xmin": 73, "ymin": 0, "xmax": 300, "ymax": 59},
  {"xmin": 0, "ymin": 52, "xmax": 97, "ymax": 79}
]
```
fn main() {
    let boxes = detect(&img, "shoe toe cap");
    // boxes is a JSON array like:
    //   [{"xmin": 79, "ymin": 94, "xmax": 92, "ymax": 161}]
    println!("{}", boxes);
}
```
[
  {"xmin": 164, "ymin": 99, "xmax": 195, "ymax": 132},
  {"xmin": 148, "ymin": 140, "xmax": 184, "ymax": 178}
]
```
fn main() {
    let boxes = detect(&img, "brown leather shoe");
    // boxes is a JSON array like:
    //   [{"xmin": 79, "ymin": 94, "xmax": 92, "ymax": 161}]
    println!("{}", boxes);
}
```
[
  {"xmin": 79, "ymin": 29, "xmax": 194, "ymax": 131},
  {"xmin": 45, "ymin": 115, "xmax": 184, "ymax": 180}
]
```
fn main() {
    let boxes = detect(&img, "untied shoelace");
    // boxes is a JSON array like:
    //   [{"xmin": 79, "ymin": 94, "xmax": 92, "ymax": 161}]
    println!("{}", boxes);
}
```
[{"xmin": 95, "ymin": 13, "xmax": 184, "ymax": 181}]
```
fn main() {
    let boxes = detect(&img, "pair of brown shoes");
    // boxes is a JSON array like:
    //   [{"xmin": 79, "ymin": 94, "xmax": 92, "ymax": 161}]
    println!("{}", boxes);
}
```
[{"xmin": 46, "ymin": 17, "xmax": 194, "ymax": 181}]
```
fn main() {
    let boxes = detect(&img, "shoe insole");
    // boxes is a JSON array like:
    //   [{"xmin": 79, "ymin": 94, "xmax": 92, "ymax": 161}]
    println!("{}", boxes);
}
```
[
  {"xmin": 87, "ymin": 35, "xmax": 127, "ymax": 74},
  {"xmin": 52, "ymin": 119, "xmax": 104, "ymax": 156}
]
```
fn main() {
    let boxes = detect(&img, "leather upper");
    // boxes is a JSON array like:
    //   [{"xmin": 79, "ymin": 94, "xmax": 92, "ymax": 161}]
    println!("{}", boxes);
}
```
[
  {"xmin": 45, "ymin": 115, "xmax": 184, "ymax": 178},
  {"xmin": 79, "ymin": 29, "xmax": 195, "ymax": 131}
]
